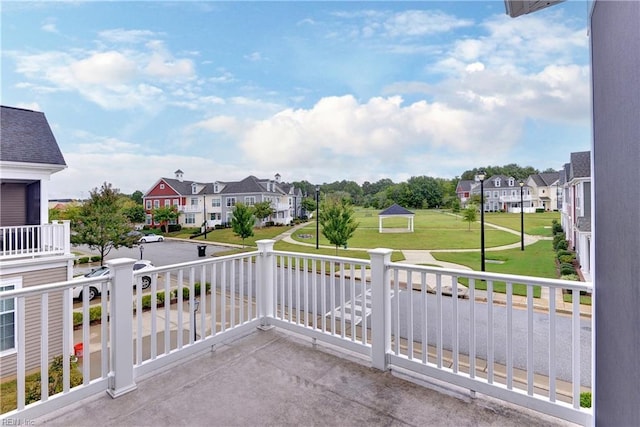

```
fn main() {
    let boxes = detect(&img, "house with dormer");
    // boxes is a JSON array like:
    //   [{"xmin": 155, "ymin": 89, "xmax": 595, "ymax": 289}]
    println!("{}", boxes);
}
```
[
  {"xmin": 143, "ymin": 172, "xmax": 303, "ymax": 229},
  {"xmin": 0, "ymin": 106, "xmax": 72, "ymax": 379},
  {"xmin": 470, "ymin": 175, "xmax": 532, "ymax": 212},
  {"xmin": 526, "ymin": 171, "xmax": 560, "ymax": 211}
]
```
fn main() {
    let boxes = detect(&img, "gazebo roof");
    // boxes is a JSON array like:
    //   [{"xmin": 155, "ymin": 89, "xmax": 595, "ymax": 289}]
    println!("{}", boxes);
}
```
[{"xmin": 379, "ymin": 204, "xmax": 414, "ymax": 216}]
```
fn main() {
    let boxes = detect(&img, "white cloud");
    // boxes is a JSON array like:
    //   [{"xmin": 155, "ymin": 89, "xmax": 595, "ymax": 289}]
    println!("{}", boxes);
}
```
[
  {"xmin": 244, "ymin": 52, "xmax": 263, "ymax": 62},
  {"xmin": 98, "ymin": 29, "xmax": 158, "ymax": 44},
  {"xmin": 383, "ymin": 10, "xmax": 474, "ymax": 37},
  {"xmin": 70, "ymin": 51, "xmax": 137, "ymax": 84},
  {"xmin": 15, "ymin": 102, "xmax": 41, "ymax": 111}
]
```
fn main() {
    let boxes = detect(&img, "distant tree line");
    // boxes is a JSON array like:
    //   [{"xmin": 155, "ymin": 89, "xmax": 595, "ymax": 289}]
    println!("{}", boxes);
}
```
[{"xmin": 294, "ymin": 163, "xmax": 553, "ymax": 211}]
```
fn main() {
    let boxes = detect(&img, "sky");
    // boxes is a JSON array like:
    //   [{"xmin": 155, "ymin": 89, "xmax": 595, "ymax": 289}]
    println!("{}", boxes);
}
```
[{"xmin": 1, "ymin": 1, "xmax": 591, "ymax": 199}]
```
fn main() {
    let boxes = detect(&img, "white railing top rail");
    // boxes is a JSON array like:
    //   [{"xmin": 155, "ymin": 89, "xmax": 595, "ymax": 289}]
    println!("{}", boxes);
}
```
[
  {"xmin": 388, "ymin": 262, "xmax": 593, "ymax": 292},
  {"xmin": 0, "ymin": 276, "xmax": 107, "ymax": 301},
  {"xmin": 139, "ymin": 250, "xmax": 260, "ymax": 276},
  {"xmin": 272, "ymin": 250, "xmax": 372, "ymax": 266}
]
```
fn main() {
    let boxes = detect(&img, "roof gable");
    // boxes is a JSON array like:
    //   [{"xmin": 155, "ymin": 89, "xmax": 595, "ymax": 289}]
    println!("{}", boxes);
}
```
[
  {"xmin": 379, "ymin": 204, "xmax": 414, "ymax": 216},
  {"xmin": 1, "ymin": 106, "xmax": 66, "ymax": 167}
]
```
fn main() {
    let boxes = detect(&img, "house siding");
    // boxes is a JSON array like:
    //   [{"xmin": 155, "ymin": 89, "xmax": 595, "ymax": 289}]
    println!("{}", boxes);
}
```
[
  {"xmin": 0, "ymin": 183, "xmax": 26, "ymax": 226},
  {"xmin": 0, "ymin": 266, "xmax": 67, "ymax": 380}
]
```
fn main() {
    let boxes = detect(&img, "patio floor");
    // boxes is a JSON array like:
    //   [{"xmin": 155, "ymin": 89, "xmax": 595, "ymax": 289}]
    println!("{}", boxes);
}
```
[{"xmin": 36, "ymin": 328, "xmax": 575, "ymax": 426}]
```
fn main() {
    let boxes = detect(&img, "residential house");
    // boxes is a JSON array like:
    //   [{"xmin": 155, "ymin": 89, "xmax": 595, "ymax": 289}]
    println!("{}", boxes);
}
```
[
  {"xmin": 0, "ymin": 106, "xmax": 73, "ymax": 379},
  {"xmin": 143, "ymin": 172, "xmax": 303, "ymax": 229},
  {"xmin": 559, "ymin": 151, "xmax": 591, "ymax": 278},
  {"xmin": 215, "ymin": 174, "xmax": 302, "ymax": 226},
  {"xmin": 470, "ymin": 175, "xmax": 532, "ymax": 212},
  {"xmin": 526, "ymin": 172, "xmax": 560, "ymax": 211},
  {"xmin": 455, "ymin": 179, "xmax": 474, "ymax": 207}
]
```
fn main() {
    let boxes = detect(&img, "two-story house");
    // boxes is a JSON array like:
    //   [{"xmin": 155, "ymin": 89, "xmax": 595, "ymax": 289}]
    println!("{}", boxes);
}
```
[
  {"xmin": 526, "ymin": 172, "xmax": 560, "ymax": 211},
  {"xmin": 470, "ymin": 175, "xmax": 532, "ymax": 213},
  {"xmin": 455, "ymin": 179, "xmax": 474, "ymax": 207},
  {"xmin": 0, "ymin": 106, "xmax": 73, "ymax": 379},
  {"xmin": 560, "ymin": 151, "xmax": 591, "ymax": 278},
  {"xmin": 143, "ymin": 172, "xmax": 303, "ymax": 229}
]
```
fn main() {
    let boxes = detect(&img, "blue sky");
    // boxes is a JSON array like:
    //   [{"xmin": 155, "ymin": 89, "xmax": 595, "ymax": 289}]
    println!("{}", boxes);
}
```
[{"xmin": 1, "ymin": 1, "xmax": 591, "ymax": 198}]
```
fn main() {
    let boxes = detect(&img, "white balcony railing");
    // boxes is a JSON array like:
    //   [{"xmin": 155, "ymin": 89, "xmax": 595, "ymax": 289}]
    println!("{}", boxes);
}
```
[
  {"xmin": 0, "ymin": 221, "xmax": 71, "ymax": 259},
  {"xmin": 178, "ymin": 205, "xmax": 200, "ymax": 213},
  {"xmin": 0, "ymin": 241, "xmax": 592, "ymax": 425},
  {"xmin": 499, "ymin": 195, "xmax": 532, "ymax": 203}
]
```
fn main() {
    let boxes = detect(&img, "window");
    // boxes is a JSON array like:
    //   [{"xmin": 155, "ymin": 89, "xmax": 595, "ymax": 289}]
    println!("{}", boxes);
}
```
[
  {"xmin": 146, "ymin": 214, "xmax": 152, "ymax": 225},
  {"xmin": 185, "ymin": 213, "xmax": 196, "ymax": 224},
  {"xmin": 164, "ymin": 199, "xmax": 170, "ymax": 207},
  {"xmin": 214, "ymin": 183, "xmax": 219, "ymax": 193},
  {"xmin": 245, "ymin": 196, "xmax": 255, "ymax": 206},
  {"xmin": 502, "ymin": 191, "xmax": 507, "ymax": 196},
  {"xmin": 169, "ymin": 218, "xmax": 177, "ymax": 225},
  {"xmin": 190, "ymin": 197, "xmax": 198, "ymax": 206},
  {"xmin": 508, "ymin": 179, "xmax": 514, "ymax": 186},
  {"xmin": 495, "ymin": 179, "xmax": 501, "ymax": 187},
  {"xmin": 226, "ymin": 197, "xmax": 236, "ymax": 207},
  {"xmin": 191, "ymin": 183, "xmax": 197, "ymax": 194},
  {"xmin": 160, "ymin": 183, "xmax": 165, "ymax": 190},
  {"xmin": 288, "ymin": 197, "xmax": 292, "ymax": 207},
  {"xmin": 146, "ymin": 200, "xmax": 152, "ymax": 210},
  {"xmin": 1, "ymin": 278, "xmax": 21, "ymax": 353},
  {"xmin": 209, "ymin": 213, "xmax": 221, "ymax": 221},
  {"xmin": 493, "ymin": 191, "xmax": 499, "ymax": 198},
  {"xmin": 173, "ymin": 199, "xmax": 179, "ymax": 207},
  {"xmin": 153, "ymin": 200, "xmax": 160, "ymax": 209},
  {"xmin": 212, "ymin": 198, "xmax": 221, "ymax": 207}
]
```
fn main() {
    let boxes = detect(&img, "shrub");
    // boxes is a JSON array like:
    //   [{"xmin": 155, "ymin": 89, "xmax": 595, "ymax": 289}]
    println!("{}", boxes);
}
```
[
  {"xmin": 181, "ymin": 282, "xmax": 211, "ymax": 299},
  {"xmin": 580, "ymin": 392, "xmax": 592, "ymax": 408},
  {"xmin": 552, "ymin": 222, "xmax": 563, "ymax": 234},
  {"xmin": 90, "ymin": 255, "xmax": 102, "ymax": 262},
  {"xmin": 561, "ymin": 274, "xmax": 580, "ymax": 281},
  {"xmin": 140, "ymin": 292, "xmax": 166, "ymax": 309},
  {"xmin": 535, "ymin": 208, "xmax": 545, "ymax": 213},
  {"xmin": 168, "ymin": 224, "xmax": 182, "ymax": 232},
  {"xmin": 73, "ymin": 311, "xmax": 82, "ymax": 325},
  {"xmin": 552, "ymin": 234, "xmax": 565, "ymax": 249},
  {"xmin": 559, "ymin": 262, "xmax": 576, "ymax": 276},
  {"xmin": 556, "ymin": 240, "xmax": 568, "ymax": 251},
  {"xmin": 556, "ymin": 249, "xmax": 573, "ymax": 259},
  {"xmin": 24, "ymin": 356, "xmax": 83, "ymax": 405},
  {"xmin": 78, "ymin": 256, "xmax": 90, "ymax": 264},
  {"xmin": 558, "ymin": 254, "xmax": 576, "ymax": 264}
]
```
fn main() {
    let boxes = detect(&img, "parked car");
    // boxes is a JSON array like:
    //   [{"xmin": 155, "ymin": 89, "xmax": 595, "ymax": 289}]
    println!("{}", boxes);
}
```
[
  {"xmin": 72, "ymin": 260, "xmax": 155, "ymax": 301},
  {"xmin": 139, "ymin": 233, "xmax": 164, "ymax": 243}
]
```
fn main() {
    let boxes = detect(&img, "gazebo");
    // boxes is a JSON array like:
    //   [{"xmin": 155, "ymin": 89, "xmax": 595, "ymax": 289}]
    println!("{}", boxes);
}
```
[{"xmin": 378, "ymin": 204, "xmax": 415, "ymax": 233}]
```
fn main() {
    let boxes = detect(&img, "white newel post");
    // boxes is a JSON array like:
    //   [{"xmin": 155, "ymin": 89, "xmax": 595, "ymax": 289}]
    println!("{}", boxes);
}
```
[
  {"xmin": 369, "ymin": 248, "xmax": 393, "ymax": 371},
  {"xmin": 106, "ymin": 258, "xmax": 138, "ymax": 398},
  {"xmin": 62, "ymin": 220, "xmax": 71, "ymax": 255},
  {"xmin": 256, "ymin": 239, "xmax": 276, "ymax": 329}
]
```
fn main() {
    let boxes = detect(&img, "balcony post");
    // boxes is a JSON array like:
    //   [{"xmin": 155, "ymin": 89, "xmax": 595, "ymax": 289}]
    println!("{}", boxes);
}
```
[
  {"xmin": 62, "ymin": 220, "xmax": 71, "ymax": 255},
  {"xmin": 106, "ymin": 258, "xmax": 138, "ymax": 398},
  {"xmin": 257, "ymin": 239, "xmax": 276, "ymax": 329},
  {"xmin": 369, "ymin": 248, "xmax": 393, "ymax": 370}
]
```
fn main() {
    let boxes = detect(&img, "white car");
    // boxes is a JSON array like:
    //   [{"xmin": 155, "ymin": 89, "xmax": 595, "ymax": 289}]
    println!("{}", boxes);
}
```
[
  {"xmin": 138, "ymin": 233, "xmax": 164, "ymax": 243},
  {"xmin": 72, "ymin": 260, "xmax": 155, "ymax": 301}
]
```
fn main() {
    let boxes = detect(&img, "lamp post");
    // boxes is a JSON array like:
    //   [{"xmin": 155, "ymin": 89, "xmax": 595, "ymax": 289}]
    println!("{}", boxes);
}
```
[
  {"xmin": 203, "ymin": 194, "xmax": 207, "ymax": 240},
  {"xmin": 315, "ymin": 185, "xmax": 320, "ymax": 250},
  {"xmin": 478, "ymin": 170, "xmax": 486, "ymax": 272},
  {"xmin": 193, "ymin": 298, "xmax": 200, "ymax": 341},
  {"xmin": 519, "ymin": 180, "xmax": 525, "ymax": 251}
]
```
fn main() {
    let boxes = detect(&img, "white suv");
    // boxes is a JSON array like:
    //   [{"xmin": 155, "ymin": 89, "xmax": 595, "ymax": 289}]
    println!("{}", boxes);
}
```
[{"xmin": 72, "ymin": 260, "xmax": 155, "ymax": 301}]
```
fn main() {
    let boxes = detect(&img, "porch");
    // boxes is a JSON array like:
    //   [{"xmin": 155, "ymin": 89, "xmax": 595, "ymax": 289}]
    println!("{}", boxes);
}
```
[{"xmin": 0, "ymin": 240, "xmax": 593, "ymax": 425}]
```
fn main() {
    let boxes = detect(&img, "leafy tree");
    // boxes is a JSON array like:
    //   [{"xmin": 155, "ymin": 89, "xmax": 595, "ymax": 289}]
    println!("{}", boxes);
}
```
[
  {"xmin": 319, "ymin": 199, "xmax": 359, "ymax": 255},
  {"xmin": 301, "ymin": 197, "xmax": 317, "ymax": 217},
  {"xmin": 129, "ymin": 190, "xmax": 144, "ymax": 205},
  {"xmin": 152, "ymin": 206, "xmax": 179, "ymax": 233},
  {"xmin": 461, "ymin": 204, "xmax": 478, "ymax": 231},
  {"xmin": 122, "ymin": 204, "xmax": 146, "ymax": 224},
  {"xmin": 231, "ymin": 203, "xmax": 255, "ymax": 247},
  {"xmin": 252, "ymin": 201, "xmax": 274, "ymax": 227},
  {"xmin": 71, "ymin": 182, "xmax": 137, "ymax": 264}
]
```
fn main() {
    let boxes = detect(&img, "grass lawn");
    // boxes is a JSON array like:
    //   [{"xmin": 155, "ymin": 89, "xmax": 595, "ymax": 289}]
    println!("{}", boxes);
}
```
[
  {"xmin": 171, "ymin": 225, "xmax": 285, "ymax": 247},
  {"xmin": 483, "ymin": 211, "xmax": 560, "ymax": 236},
  {"xmin": 292, "ymin": 209, "xmax": 520, "ymax": 250},
  {"xmin": 431, "ymin": 240, "xmax": 558, "ymax": 297}
]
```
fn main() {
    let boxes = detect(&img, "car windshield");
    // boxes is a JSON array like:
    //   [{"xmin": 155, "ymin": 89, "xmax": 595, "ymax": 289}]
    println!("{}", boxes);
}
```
[
  {"xmin": 85, "ymin": 267, "xmax": 108, "ymax": 277},
  {"xmin": 133, "ymin": 263, "xmax": 146, "ymax": 271}
]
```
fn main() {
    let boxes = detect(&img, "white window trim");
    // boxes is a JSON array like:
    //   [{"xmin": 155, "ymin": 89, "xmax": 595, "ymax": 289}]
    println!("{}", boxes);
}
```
[{"xmin": 0, "ymin": 277, "xmax": 22, "ymax": 356}]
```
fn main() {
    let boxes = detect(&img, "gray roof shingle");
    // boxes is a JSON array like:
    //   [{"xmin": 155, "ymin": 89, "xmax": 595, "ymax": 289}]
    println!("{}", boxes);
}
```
[
  {"xmin": 379, "ymin": 204, "xmax": 414, "ymax": 216},
  {"xmin": 1, "ymin": 106, "xmax": 66, "ymax": 166},
  {"xmin": 569, "ymin": 151, "xmax": 590, "ymax": 179}
]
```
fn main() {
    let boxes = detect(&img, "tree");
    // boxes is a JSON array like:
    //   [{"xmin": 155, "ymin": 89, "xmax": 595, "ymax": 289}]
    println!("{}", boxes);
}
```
[
  {"xmin": 231, "ymin": 203, "xmax": 255, "ymax": 247},
  {"xmin": 301, "ymin": 197, "xmax": 317, "ymax": 217},
  {"xmin": 129, "ymin": 190, "xmax": 144, "ymax": 205},
  {"xmin": 122, "ymin": 203, "xmax": 146, "ymax": 224},
  {"xmin": 152, "ymin": 206, "xmax": 179, "ymax": 233},
  {"xmin": 461, "ymin": 204, "xmax": 478, "ymax": 231},
  {"xmin": 252, "ymin": 201, "xmax": 274, "ymax": 227},
  {"xmin": 319, "ymin": 199, "xmax": 359, "ymax": 255},
  {"xmin": 71, "ymin": 182, "xmax": 137, "ymax": 264}
]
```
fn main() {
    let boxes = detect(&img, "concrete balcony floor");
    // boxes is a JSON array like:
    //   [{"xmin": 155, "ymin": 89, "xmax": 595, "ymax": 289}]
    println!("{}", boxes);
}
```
[{"xmin": 37, "ymin": 329, "xmax": 574, "ymax": 426}]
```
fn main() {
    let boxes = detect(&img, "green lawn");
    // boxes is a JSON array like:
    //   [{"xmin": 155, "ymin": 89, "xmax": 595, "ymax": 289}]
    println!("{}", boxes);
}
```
[
  {"xmin": 431, "ymin": 240, "xmax": 557, "ymax": 297},
  {"xmin": 171, "ymin": 226, "xmax": 285, "ymax": 247},
  {"xmin": 292, "ymin": 209, "xmax": 520, "ymax": 250},
  {"xmin": 483, "ymin": 211, "xmax": 560, "ymax": 236}
]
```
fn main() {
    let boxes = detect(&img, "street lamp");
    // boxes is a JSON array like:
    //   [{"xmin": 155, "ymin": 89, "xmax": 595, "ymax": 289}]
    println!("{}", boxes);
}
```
[
  {"xmin": 139, "ymin": 244, "xmax": 144, "ymax": 260},
  {"xmin": 315, "ymin": 185, "xmax": 320, "ymax": 250},
  {"xmin": 478, "ymin": 170, "xmax": 486, "ymax": 272},
  {"xmin": 193, "ymin": 298, "xmax": 200, "ymax": 341},
  {"xmin": 203, "ymin": 194, "xmax": 207, "ymax": 240},
  {"xmin": 519, "ymin": 180, "xmax": 525, "ymax": 251}
]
